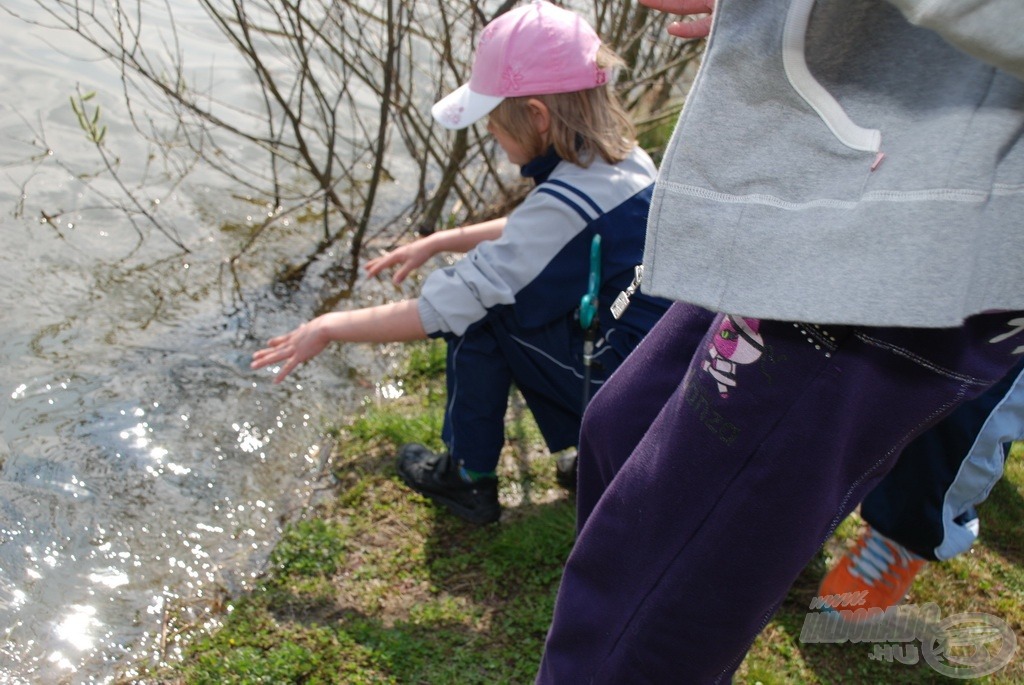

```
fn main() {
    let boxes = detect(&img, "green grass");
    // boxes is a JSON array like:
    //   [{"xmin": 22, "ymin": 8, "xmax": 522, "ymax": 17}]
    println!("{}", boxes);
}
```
[{"xmin": 132, "ymin": 342, "xmax": 1024, "ymax": 683}]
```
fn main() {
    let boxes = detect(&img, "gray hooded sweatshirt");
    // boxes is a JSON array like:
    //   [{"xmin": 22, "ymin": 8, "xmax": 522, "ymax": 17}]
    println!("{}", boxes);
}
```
[{"xmin": 643, "ymin": 0, "xmax": 1024, "ymax": 328}]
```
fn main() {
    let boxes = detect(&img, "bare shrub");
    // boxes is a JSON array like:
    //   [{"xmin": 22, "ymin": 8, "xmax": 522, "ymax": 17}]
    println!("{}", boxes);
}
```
[{"xmin": 11, "ymin": 0, "xmax": 700, "ymax": 289}]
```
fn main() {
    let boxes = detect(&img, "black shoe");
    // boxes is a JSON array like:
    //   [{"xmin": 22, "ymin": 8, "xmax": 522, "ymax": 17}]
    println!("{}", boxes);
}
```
[
  {"xmin": 396, "ymin": 444, "xmax": 500, "ymax": 524},
  {"xmin": 555, "ymin": 447, "xmax": 578, "ymax": 491}
]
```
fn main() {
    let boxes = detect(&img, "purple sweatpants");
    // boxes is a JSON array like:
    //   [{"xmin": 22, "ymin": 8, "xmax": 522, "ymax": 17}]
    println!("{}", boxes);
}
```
[{"xmin": 537, "ymin": 303, "xmax": 1024, "ymax": 684}]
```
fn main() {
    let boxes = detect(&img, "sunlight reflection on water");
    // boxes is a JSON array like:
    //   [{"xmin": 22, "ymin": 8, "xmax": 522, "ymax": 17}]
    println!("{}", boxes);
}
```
[{"xmin": 0, "ymin": 2, "xmax": 410, "ymax": 682}]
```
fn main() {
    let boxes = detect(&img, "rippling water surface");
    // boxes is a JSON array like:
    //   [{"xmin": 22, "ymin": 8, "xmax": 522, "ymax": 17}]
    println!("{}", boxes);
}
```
[{"xmin": 0, "ymin": 2, "xmax": 407, "ymax": 681}]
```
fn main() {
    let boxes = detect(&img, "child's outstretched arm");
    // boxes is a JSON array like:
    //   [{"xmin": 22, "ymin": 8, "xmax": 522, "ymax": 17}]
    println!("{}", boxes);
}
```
[
  {"xmin": 251, "ymin": 299, "xmax": 427, "ymax": 383},
  {"xmin": 365, "ymin": 217, "xmax": 507, "ymax": 284}
]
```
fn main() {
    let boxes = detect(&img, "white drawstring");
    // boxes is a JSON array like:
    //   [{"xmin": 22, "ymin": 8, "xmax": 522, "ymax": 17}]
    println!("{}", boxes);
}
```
[{"xmin": 782, "ymin": 0, "xmax": 883, "ymax": 156}]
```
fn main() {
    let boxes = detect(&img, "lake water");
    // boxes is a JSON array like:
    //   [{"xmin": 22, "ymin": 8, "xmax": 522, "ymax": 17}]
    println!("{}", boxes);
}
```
[{"xmin": 0, "ymin": 2, "xmax": 416, "ymax": 681}]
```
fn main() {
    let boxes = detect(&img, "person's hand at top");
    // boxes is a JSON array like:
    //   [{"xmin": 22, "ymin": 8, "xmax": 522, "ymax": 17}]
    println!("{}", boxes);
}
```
[
  {"xmin": 364, "ymin": 239, "xmax": 435, "ymax": 285},
  {"xmin": 639, "ymin": 0, "xmax": 715, "ymax": 40}
]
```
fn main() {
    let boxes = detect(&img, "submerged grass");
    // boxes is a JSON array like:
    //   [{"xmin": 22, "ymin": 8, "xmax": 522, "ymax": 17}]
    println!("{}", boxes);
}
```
[{"xmin": 139, "ymin": 341, "xmax": 1024, "ymax": 684}]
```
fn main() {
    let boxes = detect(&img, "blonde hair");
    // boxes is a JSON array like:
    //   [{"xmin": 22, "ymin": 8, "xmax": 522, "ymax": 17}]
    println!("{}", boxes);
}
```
[{"xmin": 488, "ymin": 45, "xmax": 635, "ymax": 167}]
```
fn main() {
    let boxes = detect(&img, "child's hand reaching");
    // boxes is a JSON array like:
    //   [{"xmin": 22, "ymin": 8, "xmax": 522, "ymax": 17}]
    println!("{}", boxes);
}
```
[
  {"xmin": 364, "ymin": 240, "xmax": 435, "ymax": 285},
  {"xmin": 251, "ymin": 317, "xmax": 331, "ymax": 384},
  {"xmin": 251, "ymin": 302, "xmax": 428, "ymax": 383}
]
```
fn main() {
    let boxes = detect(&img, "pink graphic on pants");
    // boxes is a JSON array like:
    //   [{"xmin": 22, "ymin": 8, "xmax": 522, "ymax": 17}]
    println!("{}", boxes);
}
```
[{"xmin": 702, "ymin": 316, "xmax": 765, "ymax": 398}]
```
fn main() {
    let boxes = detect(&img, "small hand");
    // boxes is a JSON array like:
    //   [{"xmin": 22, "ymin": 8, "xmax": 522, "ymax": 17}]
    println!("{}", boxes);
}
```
[
  {"xmin": 364, "ymin": 240, "xmax": 434, "ymax": 285},
  {"xmin": 251, "ymin": 318, "xmax": 330, "ymax": 384},
  {"xmin": 639, "ymin": 0, "xmax": 715, "ymax": 40}
]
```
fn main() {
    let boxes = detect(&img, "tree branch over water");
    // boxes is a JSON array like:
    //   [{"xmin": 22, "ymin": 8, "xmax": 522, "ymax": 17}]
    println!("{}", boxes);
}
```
[{"xmin": 15, "ymin": 0, "xmax": 698, "ymax": 292}]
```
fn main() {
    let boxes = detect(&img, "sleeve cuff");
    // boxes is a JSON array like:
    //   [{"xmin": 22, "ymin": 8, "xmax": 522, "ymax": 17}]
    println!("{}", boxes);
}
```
[{"xmin": 417, "ymin": 297, "xmax": 447, "ymax": 336}]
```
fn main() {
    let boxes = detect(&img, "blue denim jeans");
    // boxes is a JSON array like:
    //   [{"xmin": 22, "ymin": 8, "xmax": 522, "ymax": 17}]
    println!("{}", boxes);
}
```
[
  {"xmin": 441, "ymin": 308, "xmax": 641, "ymax": 473},
  {"xmin": 537, "ymin": 303, "xmax": 1024, "ymax": 684}
]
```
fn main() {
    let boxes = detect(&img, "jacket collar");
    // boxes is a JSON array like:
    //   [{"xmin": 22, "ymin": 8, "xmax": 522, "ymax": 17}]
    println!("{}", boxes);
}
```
[{"xmin": 520, "ymin": 147, "xmax": 562, "ymax": 184}]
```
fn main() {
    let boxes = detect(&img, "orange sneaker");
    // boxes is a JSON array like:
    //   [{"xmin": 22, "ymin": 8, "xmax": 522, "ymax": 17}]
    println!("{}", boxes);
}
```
[{"xmin": 815, "ymin": 526, "xmax": 926, "ymax": 619}]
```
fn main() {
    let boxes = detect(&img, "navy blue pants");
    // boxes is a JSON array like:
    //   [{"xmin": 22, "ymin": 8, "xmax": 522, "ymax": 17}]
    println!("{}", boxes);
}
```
[
  {"xmin": 537, "ymin": 303, "xmax": 1024, "ymax": 684},
  {"xmin": 441, "ymin": 309, "xmax": 636, "ymax": 473},
  {"xmin": 862, "ymin": 358, "xmax": 1024, "ymax": 561}
]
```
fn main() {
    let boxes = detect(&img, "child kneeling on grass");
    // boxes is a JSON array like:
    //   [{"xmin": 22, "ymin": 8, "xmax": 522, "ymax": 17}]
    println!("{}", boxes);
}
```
[{"xmin": 251, "ymin": 0, "xmax": 668, "ymax": 524}]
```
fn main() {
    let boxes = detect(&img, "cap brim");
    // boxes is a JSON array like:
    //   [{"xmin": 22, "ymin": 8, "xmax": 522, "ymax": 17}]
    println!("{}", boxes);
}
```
[{"xmin": 431, "ymin": 83, "xmax": 504, "ymax": 130}]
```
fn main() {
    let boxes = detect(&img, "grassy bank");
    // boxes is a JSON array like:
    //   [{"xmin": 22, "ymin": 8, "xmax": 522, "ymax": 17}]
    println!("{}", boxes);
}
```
[{"xmin": 140, "ymin": 340, "xmax": 1023, "ymax": 684}]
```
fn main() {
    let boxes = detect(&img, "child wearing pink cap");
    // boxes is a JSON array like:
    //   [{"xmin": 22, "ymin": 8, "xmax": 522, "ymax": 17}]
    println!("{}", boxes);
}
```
[{"xmin": 252, "ymin": 1, "xmax": 669, "ymax": 523}]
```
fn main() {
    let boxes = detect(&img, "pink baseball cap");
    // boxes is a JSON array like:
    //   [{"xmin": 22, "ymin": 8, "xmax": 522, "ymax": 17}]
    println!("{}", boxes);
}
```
[{"xmin": 432, "ymin": 0, "xmax": 610, "ymax": 130}]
